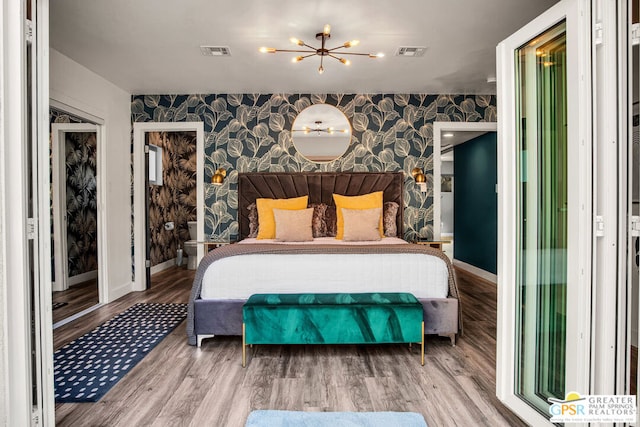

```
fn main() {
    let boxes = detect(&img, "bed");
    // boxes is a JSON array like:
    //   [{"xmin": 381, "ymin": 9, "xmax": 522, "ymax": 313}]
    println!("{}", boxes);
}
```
[{"xmin": 187, "ymin": 172, "xmax": 462, "ymax": 347}]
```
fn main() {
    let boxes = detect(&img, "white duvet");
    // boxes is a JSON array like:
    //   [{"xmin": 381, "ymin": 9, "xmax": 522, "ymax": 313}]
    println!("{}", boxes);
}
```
[{"xmin": 200, "ymin": 237, "xmax": 449, "ymax": 300}]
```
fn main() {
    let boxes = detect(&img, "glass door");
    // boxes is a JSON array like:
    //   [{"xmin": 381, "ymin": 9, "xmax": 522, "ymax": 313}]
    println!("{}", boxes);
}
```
[
  {"xmin": 496, "ymin": 0, "xmax": 592, "ymax": 424},
  {"xmin": 515, "ymin": 21, "xmax": 568, "ymax": 411}
]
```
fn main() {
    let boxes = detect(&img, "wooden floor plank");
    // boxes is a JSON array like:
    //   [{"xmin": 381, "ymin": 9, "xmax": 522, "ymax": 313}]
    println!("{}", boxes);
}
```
[
  {"xmin": 52, "ymin": 278, "xmax": 99, "ymax": 324},
  {"xmin": 54, "ymin": 264, "xmax": 526, "ymax": 426}
]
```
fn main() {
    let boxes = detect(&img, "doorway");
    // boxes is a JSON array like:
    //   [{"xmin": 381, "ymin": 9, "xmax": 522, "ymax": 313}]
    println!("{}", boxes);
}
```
[
  {"xmin": 50, "ymin": 111, "xmax": 105, "ymax": 326},
  {"xmin": 433, "ymin": 122, "xmax": 498, "ymax": 280},
  {"xmin": 132, "ymin": 122, "xmax": 205, "ymax": 291},
  {"xmin": 146, "ymin": 130, "xmax": 198, "ymax": 280}
]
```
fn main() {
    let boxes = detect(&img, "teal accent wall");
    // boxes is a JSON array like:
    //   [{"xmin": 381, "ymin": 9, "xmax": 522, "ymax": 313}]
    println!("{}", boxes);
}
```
[
  {"xmin": 453, "ymin": 132, "xmax": 497, "ymax": 274},
  {"xmin": 132, "ymin": 94, "xmax": 497, "ymax": 241}
]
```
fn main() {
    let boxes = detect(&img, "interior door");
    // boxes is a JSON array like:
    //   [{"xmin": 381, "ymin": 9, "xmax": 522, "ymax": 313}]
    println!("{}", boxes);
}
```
[{"xmin": 496, "ymin": 0, "xmax": 593, "ymax": 424}]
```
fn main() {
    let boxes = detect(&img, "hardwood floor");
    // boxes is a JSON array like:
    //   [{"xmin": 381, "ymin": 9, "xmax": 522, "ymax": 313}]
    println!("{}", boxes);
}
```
[
  {"xmin": 54, "ymin": 265, "xmax": 525, "ymax": 427},
  {"xmin": 52, "ymin": 278, "xmax": 99, "ymax": 324}
]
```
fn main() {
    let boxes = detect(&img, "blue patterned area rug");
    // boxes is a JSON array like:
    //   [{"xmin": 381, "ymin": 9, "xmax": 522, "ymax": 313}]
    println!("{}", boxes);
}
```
[
  {"xmin": 245, "ymin": 410, "xmax": 428, "ymax": 427},
  {"xmin": 54, "ymin": 302, "xmax": 187, "ymax": 403}
]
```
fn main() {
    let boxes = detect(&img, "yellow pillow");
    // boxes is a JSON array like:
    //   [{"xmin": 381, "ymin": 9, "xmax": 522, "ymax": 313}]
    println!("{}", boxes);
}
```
[
  {"xmin": 256, "ymin": 196, "xmax": 309, "ymax": 239},
  {"xmin": 333, "ymin": 191, "xmax": 384, "ymax": 239}
]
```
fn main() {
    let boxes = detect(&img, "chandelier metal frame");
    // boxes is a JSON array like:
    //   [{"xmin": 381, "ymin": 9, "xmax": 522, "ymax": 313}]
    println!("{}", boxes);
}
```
[{"xmin": 260, "ymin": 24, "xmax": 383, "ymax": 74}]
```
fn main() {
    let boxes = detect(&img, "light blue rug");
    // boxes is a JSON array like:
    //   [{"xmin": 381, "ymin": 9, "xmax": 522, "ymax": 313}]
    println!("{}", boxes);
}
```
[{"xmin": 245, "ymin": 410, "xmax": 428, "ymax": 427}]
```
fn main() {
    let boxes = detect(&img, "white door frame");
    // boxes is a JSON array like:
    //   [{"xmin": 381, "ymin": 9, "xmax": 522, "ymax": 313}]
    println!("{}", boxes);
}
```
[
  {"xmin": 2, "ymin": 1, "xmax": 42, "ymax": 424},
  {"xmin": 49, "ymin": 103, "xmax": 108, "ymax": 317},
  {"xmin": 132, "ymin": 122, "xmax": 204, "ymax": 291},
  {"xmin": 51, "ymin": 122, "xmax": 99, "ymax": 292},
  {"xmin": 433, "ymin": 121, "xmax": 497, "ymax": 241},
  {"xmin": 496, "ymin": 0, "xmax": 592, "ymax": 425}
]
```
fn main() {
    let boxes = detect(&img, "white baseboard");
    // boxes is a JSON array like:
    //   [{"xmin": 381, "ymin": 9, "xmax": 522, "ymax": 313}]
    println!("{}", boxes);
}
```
[
  {"xmin": 151, "ymin": 258, "xmax": 177, "ymax": 275},
  {"xmin": 53, "ymin": 303, "xmax": 103, "ymax": 329},
  {"xmin": 453, "ymin": 259, "xmax": 497, "ymax": 284},
  {"xmin": 68, "ymin": 269, "xmax": 98, "ymax": 286},
  {"xmin": 108, "ymin": 280, "xmax": 133, "ymax": 302}
]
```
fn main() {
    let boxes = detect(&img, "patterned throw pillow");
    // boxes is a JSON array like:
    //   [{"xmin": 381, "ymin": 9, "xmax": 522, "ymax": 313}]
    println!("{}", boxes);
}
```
[
  {"xmin": 383, "ymin": 201, "xmax": 399, "ymax": 237},
  {"xmin": 324, "ymin": 205, "xmax": 337, "ymax": 237},
  {"xmin": 247, "ymin": 202, "xmax": 258, "ymax": 238},
  {"xmin": 310, "ymin": 204, "xmax": 328, "ymax": 238}
]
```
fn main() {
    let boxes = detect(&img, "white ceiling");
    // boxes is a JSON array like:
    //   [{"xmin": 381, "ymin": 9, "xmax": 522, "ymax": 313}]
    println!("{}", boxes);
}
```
[
  {"xmin": 440, "ymin": 131, "xmax": 489, "ymax": 161},
  {"xmin": 49, "ymin": 0, "xmax": 558, "ymax": 95},
  {"xmin": 442, "ymin": 131, "xmax": 489, "ymax": 150}
]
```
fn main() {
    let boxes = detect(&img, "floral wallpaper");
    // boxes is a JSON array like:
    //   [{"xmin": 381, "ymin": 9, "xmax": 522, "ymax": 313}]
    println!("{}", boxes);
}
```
[
  {"xmin": 63, "ymin": 131, "xmax": 98, "ymax": 277},
  {"xmin": 50, "ymin": 110, "xmax": 98, "ymax": 279},
  {"xmin": 147, "ymin": 131, "xmax": 197, "ymax": 266},
  {"xmin": 132, "ymin": 94, "xmax": 496, "ymax": 241}
]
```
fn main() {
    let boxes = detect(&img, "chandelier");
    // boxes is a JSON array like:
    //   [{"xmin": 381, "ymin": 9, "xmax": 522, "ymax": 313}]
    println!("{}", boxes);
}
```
[{"xmin": 259, "ymin": 24, "xmax": 384, "ymax": 74}]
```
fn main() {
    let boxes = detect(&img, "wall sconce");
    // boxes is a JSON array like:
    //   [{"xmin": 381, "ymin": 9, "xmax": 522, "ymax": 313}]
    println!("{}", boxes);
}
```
[
  {"xmin": 411, "ymin": 167, "xmax": 427, "ymax": 193},
  {"xmin": 212, "ymin": 168, "xmax": 226, "ymax": 186}
]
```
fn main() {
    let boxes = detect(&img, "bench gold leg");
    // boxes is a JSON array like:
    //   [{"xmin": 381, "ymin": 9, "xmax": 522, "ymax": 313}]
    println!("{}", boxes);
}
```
[
  {"xmin": 242, "ymin": 323, "xmax": 246, "ymax": 368},
  {"xmin": 421, "ymin": 321, "xmax": 425, "ymax": 366}
]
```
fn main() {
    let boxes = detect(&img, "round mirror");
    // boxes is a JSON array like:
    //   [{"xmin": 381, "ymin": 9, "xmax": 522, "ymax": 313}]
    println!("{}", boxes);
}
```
[{"xmin": 291, "ymin": 104, "xmax": 351, "ymax": 163}]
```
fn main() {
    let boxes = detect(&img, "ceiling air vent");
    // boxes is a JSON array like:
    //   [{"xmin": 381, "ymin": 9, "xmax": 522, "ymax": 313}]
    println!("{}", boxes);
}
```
[
  {"xmin": 200, "ymin": 46, "xmax": 231, "ymax": 57},
  {"xmin": 395, "ymin": 46, "xmax": 426, "ymax": 57}
]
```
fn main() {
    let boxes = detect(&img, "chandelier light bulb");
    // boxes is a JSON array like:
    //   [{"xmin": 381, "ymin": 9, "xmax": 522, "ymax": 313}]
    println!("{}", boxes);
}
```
[
  {"xmin": 292, "ymin": 56, "xmax": 304, "ymax": 63},
  {"xmin": 290, "ymin": 37, "xmax": 304, "ymax": 46},
  {"xmin": 318, "ymin": 65, "xmax": 324, "ymax": 74},
  {"xmin": 259, "ymin": 47, "xmax": 276, "ymax": 53},
  {"xmin": 344, "ymin": 40, "xmax": 360, "ymax": 48},
  {"xmin": 323, "ymin": 24, "xmax": 331, "ymax": 35},
  {"xmin": 340, "ymin": 58, "xmax": 351, "ymax": 66}
]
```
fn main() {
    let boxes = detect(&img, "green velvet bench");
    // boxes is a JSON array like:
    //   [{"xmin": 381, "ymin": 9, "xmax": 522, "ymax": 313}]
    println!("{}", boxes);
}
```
[{"xmin": 242, "ymin": 292, "xmax": 424, "ymax": 367}]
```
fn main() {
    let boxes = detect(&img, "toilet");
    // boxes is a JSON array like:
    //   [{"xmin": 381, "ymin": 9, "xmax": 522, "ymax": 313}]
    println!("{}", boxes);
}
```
[{"xmin": 183, "ymin": 221, "xmax": 198, "ymax": 270}]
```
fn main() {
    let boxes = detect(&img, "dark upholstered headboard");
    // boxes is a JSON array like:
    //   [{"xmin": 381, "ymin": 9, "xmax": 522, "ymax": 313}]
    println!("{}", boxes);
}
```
[{"xmin": 238, "ymin": 172, "xmax": 404, "ymax": 240}]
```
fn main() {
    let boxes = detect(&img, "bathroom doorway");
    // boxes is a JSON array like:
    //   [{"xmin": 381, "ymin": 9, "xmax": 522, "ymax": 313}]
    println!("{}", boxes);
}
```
[
  {"xmin": 146, "ymin": 131, "xmax": 198, "ymax": 284},
  {"xmin": 132, "ymin": 122, "xmax": 205, "ymax": 291}
]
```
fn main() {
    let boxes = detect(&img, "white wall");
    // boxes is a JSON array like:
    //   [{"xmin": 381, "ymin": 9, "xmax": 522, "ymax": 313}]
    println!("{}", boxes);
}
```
[{"xmin": 50, "ymin": 48, "xmax": 133, "ymax": 302}]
